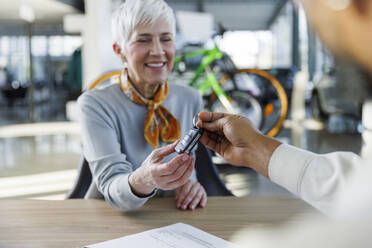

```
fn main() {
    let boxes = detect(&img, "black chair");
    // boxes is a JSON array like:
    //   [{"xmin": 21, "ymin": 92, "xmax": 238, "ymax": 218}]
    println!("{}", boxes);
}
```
[{"xmin": 66, "ymin": 143, "xmax": 232, "ymax": 199}]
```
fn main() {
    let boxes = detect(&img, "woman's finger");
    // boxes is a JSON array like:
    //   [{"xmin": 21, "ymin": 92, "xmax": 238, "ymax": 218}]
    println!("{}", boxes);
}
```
[
  {"xmin": 150, "ymin": 156, "xmax": 190, "ymax": 189},
  {"xmin": 162, "ymin": 155, "xmax": 193, "ymax": 183},
  {"xmin": 189, "ymin": 190, "xmax": 203, "ymax": 210},
  {"xmin": 200, "ymin": 190, "xmax": 207, "ymax": 208},
  {"xmin": 155, "ymin": 153, "xmax": 191, "ymax": 176},
  {"xmin": 165, "ymin": 158, "xmax": 194, "ymax": 190},
  {"xmin": 151, "ymin": 141, "xmax": 179, "ymax": 162},
  {"xmin": 181, "ymin": 182, "xmax": 199, "ymax": 210},
  {"xmin": 176, "ymin": 180, "xmax": 193, "ymax": 208}
]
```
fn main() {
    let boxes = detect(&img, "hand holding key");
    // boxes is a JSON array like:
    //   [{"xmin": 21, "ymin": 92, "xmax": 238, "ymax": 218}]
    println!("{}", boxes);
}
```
[
  {"xmin": 196, "ymin": 111, "xmax": 281, "ymax": 178},
  {"xmin": 128, "ymin": 142, "xmax": 195, "ymax": 196}
]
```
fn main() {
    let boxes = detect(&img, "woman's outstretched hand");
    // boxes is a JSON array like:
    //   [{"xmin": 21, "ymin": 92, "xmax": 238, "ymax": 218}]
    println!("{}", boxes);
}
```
[{"xmin": 129, "ymin": 141, "xmax": 195, "ymax": 196}]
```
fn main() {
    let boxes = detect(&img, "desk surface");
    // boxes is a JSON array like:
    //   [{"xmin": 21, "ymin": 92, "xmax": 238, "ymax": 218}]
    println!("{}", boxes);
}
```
[{"xmin": 0, "ymin": 196, "xmax": 317, "ymax": 248}]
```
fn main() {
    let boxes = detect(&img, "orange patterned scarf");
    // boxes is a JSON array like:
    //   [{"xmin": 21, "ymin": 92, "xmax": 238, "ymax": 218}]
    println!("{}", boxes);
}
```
[{"xmin": 118, "ymin": 69, "xmax": 180, "ymax": 148}]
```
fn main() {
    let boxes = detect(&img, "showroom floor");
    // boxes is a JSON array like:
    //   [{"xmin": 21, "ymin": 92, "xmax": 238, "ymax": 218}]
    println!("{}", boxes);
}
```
[{"xmin": 0, "ymin": 100, "xmax": 362, "ymax": 200}]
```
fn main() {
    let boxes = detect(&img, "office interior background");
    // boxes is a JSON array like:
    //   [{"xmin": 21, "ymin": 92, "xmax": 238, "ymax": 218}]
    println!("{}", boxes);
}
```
[{"xmin": 0, "ymin": 0, "xmax": 371, "ymax": 200}]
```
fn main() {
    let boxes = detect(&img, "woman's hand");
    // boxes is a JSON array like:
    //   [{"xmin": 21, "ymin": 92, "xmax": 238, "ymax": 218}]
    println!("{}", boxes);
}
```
[
  {"xmin": 129, "ymin": 141, "xmax": 195, "ymax": 196},
  {"xmin": 175, "ymin": 179, "xmax": 207, "ymax": 210}
]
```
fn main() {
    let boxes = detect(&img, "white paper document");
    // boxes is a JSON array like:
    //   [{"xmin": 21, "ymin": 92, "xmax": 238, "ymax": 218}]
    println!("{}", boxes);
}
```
[{"xmin": 84, "ymin": 223, "xmax": 238, "ymax": 248}]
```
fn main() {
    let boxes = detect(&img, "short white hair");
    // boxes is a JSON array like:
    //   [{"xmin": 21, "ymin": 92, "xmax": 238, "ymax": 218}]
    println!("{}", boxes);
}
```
[{"xmin": 112, "ymin": 0, "xmax": 176, "ymax": 51}]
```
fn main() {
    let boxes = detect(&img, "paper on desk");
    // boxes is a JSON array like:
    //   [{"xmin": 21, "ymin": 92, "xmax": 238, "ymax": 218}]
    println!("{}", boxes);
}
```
[{"xmin": 84, "ymin": 223, "xmax": 238, "ymax": 248}]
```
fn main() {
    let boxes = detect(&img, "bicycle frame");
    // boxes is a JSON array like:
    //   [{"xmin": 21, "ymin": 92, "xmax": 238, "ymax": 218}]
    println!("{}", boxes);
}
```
[{"xmin": 174, "ymin": 44, "xmax": 236, "ymax": 113}]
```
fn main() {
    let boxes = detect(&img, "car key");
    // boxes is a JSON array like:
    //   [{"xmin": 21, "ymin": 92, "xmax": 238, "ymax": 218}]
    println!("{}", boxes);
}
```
[{"xmin": 175, "ymin": 115, "xmax": 204, "ymax": 154}]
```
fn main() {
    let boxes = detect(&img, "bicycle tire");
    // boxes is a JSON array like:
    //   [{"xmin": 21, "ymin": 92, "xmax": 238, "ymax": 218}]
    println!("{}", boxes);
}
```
[
  {"xmin": 217, "ymin": 69, "xmax": 288, "ymax": 137},
  {"xmin": 89, "ymin": 71, "xmax": 121, "ymax": 90}
]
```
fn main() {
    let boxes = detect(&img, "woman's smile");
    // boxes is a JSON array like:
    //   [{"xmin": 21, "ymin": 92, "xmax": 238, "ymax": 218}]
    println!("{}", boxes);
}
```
[{"xmin": 145, "ymin": 61, "xmax": 167, "ymax": 70}]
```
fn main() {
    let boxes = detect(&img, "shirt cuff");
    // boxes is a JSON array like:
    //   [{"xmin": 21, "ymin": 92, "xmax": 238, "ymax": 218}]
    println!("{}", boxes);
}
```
[
  {"xmin": 108, "ymin": 173, "xmax": 156, "ymax": 210},
  {"xmin": 268, "ymin": 144, "xmax": 316, "ymax": 196}
]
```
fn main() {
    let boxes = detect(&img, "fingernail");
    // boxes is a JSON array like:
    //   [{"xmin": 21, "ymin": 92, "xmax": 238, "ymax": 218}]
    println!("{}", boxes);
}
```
[
  {"xmin": 183, "ymin": 205, "xmax": 186, "ymax": 210},
  {"xmin": 182, "ymin": 155, "xmax": 189, "ymax": 161},
  {"xmin": 191, "ymin": 205, "xmax": 195, "ymax": 210}
]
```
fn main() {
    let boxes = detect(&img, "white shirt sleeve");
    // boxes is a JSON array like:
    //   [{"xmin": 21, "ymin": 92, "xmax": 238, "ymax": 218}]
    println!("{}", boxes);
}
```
[
  {"xmin": 230, "ymin": 145, "xmax": 372, "ymax": 248},
  {"xmin": 268, "ymin": 144, "xmax": 366, "ymax": 216},
  {"xmin": 232, "ymin": 163, "xmax": 372, "ymax": 248}
]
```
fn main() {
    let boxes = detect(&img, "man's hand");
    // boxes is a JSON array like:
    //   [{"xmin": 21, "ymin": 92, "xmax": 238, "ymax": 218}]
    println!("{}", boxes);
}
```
[
  {"xmin": 175, "ymin": 179, "xmax": 207, "ymax": 210},
  {"xmin": 196, "ymin": 111, "xmax": 281, "ymax": 177}
]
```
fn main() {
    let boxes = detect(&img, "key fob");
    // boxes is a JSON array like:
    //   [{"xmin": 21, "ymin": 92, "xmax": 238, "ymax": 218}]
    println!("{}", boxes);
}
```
[{"xmin": 175, "ymin": 115, "xmax": 204, "ymax": 154}]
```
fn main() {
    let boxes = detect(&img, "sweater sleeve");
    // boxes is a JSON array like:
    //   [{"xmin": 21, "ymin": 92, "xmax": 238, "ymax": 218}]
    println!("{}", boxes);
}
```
[
  {"xmin": 268, "ymin": 143, "xmax": 365, "ymax": 216},
  {"xmin": 78, "ymin": 93, "xmax": 154, "ymax": 211}
]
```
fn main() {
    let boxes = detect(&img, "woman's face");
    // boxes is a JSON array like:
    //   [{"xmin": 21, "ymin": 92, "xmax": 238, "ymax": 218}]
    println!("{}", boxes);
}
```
[{"xmin": 123, "ymin": 19, "xmax": 175, "ymax": 88}]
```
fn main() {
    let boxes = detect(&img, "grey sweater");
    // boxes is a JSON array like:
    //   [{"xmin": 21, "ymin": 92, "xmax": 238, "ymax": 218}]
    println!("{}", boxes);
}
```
[{"xmin": 78, "ymin": 83, "xmax": 202, "ymax": 210}]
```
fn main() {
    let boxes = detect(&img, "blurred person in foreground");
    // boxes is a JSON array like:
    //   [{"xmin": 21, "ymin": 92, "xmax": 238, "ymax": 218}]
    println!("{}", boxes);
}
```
[
  {"xmin": 197, "ymin": 0, "xmax": 372, "ymax": 247},
  {"xmin": 78, "ymin": 0, "xmax": 206, "ymax": 211}
]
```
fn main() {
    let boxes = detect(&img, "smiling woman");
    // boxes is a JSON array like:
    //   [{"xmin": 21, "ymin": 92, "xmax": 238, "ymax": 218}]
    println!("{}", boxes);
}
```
[
  {"xmin": 113, "ymin": 20, "xmax": 176, "ymax": 98},
  {"xmin": 77, "ymin": 0, "xmax": 208, "ymax": 212}
]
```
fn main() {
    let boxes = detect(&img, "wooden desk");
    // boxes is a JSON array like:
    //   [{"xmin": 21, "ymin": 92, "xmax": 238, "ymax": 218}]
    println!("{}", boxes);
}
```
[{"xmin": 0, "ymin": 196, "xmax": 317, "ymax": 248}]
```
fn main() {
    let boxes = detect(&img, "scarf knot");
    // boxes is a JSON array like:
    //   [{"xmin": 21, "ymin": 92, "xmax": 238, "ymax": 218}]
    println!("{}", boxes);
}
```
[{"xmin": 118, "ymin": 69, "xmax": 180, "ymax": 148}]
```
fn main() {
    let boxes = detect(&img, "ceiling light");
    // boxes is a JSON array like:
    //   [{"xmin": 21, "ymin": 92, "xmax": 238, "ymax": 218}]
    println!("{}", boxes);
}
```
[{"xmin": 19, "ymin": 4, "xmax": 35, "ymax": 22}]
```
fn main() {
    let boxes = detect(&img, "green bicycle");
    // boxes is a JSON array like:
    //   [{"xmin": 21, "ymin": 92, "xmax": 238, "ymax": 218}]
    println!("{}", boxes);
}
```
[{"xmin": 172, "ymin": 41, "xmax": 288, "ymax": 137}]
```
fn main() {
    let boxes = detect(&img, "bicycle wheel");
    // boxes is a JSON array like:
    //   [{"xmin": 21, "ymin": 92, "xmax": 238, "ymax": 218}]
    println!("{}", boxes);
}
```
[
  {"xmin": 216, "ymin": 69, "xmax": 288, "ymax": 137},
  {"xmin": 210, "ymin": 90, "xmax": 264, "ymax": 130}
]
